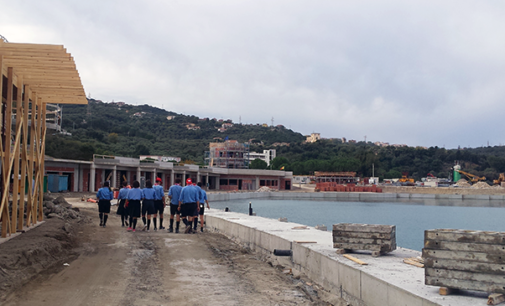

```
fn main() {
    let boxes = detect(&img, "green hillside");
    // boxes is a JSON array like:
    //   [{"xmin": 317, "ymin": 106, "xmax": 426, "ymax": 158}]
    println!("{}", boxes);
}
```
[
  {"xmin": 45, "ymin": 99, "xmax": 505, "ymax": 182},
  {"xmin": 46, "ymin": 99, "xmax": 305, "ymax": 163}
]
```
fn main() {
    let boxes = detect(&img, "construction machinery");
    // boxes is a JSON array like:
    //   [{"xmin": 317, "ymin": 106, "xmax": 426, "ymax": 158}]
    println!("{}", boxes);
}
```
[
  {"xmin": 493, "ymin": 173, "xmax": 505, "ymax": 185},
  {"xmin": 456, "ymin": 170, "xmax": 486, "ymax": 184},
  {"xmin": 398, "ymin": 172, "xmax": 415, "ymax": 186}
]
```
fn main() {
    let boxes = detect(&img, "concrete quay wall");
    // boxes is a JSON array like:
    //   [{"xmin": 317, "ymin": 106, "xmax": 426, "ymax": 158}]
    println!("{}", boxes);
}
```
[
  {"xmin": 205, "ymin": 192, "xmax": 487, "ymax": 306},
  {"xmin": 208, "ymin": 190, "xmax": 505, "ymax": 201}
]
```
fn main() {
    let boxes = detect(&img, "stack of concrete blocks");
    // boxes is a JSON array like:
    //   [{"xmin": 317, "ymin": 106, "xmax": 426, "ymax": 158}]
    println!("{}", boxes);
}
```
[
  {"xmin": 423, "ymin": 229, "xmax": 505, "ymax": 294},
  {"xmin": 333, "ymin": 223, "xmax": 397, "ymax": 257}
]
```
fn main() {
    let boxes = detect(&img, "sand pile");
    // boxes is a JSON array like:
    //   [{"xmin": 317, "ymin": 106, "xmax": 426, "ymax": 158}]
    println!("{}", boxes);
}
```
[
  {"xmin": 471, "ymin": 182, "xmax": 492, "ymax": 189},
  {"xmin": 456, "ymin": 179, "xmax": 471, "ymax": 187},
  {"xmin": 256, "ymin": 186, "xmax": 277, "ymax": 192}
]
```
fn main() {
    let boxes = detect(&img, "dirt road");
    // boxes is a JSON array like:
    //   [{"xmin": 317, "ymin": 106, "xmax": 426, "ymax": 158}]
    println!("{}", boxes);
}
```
[{"xmin": 3, "ymin": 200, "xmax": 333, "ymax": 306}]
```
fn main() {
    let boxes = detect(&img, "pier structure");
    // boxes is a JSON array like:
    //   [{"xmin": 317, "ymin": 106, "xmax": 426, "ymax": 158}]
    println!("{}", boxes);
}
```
[{"xmin": 206, "ymin": 191, "xmax": 497, "ymax": 306}]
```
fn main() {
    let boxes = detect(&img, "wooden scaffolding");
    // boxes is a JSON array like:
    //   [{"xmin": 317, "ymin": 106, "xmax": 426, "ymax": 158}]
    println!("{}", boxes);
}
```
[{"xmin": 0, "ymin": 40, "xmax": 87, "ymax": 238}]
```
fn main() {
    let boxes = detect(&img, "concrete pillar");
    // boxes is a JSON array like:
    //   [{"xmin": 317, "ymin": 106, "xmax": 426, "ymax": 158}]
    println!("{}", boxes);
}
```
[
  {"xmin": 256, "ymin": 176, "xmax": 260, "ymax": 190},
  {"xmin": 90, "ymin": 164, "xmax": 96, "ymax": 192},
  {"xmin": 216, "ymin": 175, "xmax": 220, "ymax": 190},
  {"xmin": 182, "ymin": 171, "xmax": 186, "ymax": 186},
  {"xmin": 112, "ymin": 166, "xmax": 117, "ymax": 188},
  {"xmin": 197, "ymin": 171, "xmax": 201, "ymax": 184},
  {"xmin": 277, "ymin": 178, "xmax": 281, "ymax": 190},
  {"xmin": 170, "ymin": 170, "xmax": 175, "ymax": 186},
  {"xmin": 206, "ymin": 173, "xmax": 209, "ymax": 190},
  {"xmin": 136, "ymin": 167, "xmax": 141, "ymax": 183}
]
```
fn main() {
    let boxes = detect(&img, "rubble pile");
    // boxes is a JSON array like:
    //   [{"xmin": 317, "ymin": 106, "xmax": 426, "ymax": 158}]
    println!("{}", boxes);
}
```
[
  {"xmin": 256, "ymin": 186, "xmax": 277, "ymax": 192},
  {"xmin": 43, "ymin": 195, "xmax": 82, "ymax": 220},
  {"xmin": 471, "ymin": 182, "xmax": 492, "ymax": 189},
  {"xmin": 456, "ymin": 179, "xmax": 471, "ymax": 187}
]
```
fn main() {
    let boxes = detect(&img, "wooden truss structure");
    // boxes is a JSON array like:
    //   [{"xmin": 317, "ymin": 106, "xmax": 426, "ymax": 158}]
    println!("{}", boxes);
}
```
[{"xmin": 0, "ymin": 40, "xmax": 87, "ymax": 238}]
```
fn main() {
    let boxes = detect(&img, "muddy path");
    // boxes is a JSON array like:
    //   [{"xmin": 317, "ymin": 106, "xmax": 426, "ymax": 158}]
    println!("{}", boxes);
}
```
[{"xmin": 2, "ymin": 200, "xmax": 336, "ymax": 306}]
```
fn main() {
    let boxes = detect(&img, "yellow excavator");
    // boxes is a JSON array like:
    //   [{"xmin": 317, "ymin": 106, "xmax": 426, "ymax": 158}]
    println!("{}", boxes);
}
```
[
  {"xmin": 493, "ymin": 173, "xmax": 504, "ymax": 185},
  {"xmin": 398, "ymin": 172, "xmax": 415, "ymax": 185},
  {"xmin": 457, "ymin": 170, "xmax": 486, "ymax": 184}
]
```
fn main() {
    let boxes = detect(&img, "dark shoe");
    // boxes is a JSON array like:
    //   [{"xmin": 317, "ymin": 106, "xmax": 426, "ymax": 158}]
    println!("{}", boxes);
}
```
[
  {"xmin": 160, "ymin": 226, "xmax": 165, "ymax": 230},
  {"xmin": 99, "ymin": 222, "xmax": 103, "ymax": 227},
  {"xmin": 184, "ymin": 226, "xmax": 192, "ymax": 234},
  {"xmin": 121, "ymin": 224, "xmax": 125, "ymax": 227},
  {"xmin": 103, "ymin": 224, "xmax": 106, "ymax": 228},
  {"xmin": 200, "ymin": 228, "xmax": 203, "ymax": 232},
  {"xmin": 175, "ymin": 228, "xmax": 179, "ymax": 233},
  {"xmin": 154, "ymin": 227, "xmax": 158, "ymax": 231},
  {"xmin": 168, "ymin": 227, "xmax": 173, "ymax": 233}
]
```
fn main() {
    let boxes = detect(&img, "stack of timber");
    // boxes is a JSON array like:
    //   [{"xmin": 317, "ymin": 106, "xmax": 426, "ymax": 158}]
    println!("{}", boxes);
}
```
[
  {"xmin": 333, "ymin": 223, "xmax": 396, "ymax": 257},
  {"xmin": 423, "ymin": 229, "xmax": 505, "ymax": 294}
]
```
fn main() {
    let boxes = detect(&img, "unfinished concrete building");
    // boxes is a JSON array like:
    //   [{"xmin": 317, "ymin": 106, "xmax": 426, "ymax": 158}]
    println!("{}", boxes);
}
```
[
  {"xmin": 0, "ymin": 40, "xmax": 86, "ymax": 238},
  {"xmin": 205, "ymin": 140, "xmax": 250, "ymax": 169}
]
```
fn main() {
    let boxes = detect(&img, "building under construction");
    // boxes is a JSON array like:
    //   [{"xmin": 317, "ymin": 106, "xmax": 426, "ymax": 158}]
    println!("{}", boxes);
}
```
[
  {"xmin": 205, "ymin": 140, "xmax": 250, "ymax": 169},
  {"xmin": 0, "ymin": 39, "xmax": 87, "ymax": 238}
]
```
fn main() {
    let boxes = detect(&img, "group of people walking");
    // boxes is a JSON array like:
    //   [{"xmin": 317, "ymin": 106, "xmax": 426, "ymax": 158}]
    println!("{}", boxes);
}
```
[{"xmin": 96, "ymin": 177, "xmax": 210, "ymax": 233}]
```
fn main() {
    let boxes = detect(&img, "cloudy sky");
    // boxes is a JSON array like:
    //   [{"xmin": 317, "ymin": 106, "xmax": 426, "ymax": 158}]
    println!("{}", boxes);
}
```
[{"xmin": 1, "ymin": 1, "xmax": 504, "ymax": 149}]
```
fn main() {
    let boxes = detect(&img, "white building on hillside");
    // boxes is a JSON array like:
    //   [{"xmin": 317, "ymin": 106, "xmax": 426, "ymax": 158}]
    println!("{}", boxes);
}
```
[{"xmin": 248, "ymin": 149, "xmax": 276, "ymax": 166}]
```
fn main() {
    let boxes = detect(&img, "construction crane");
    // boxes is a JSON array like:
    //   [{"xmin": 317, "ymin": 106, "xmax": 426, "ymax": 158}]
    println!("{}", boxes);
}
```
[{"xmin": 456, "ymin": 170, "xmax": 486, "ymax": 184}]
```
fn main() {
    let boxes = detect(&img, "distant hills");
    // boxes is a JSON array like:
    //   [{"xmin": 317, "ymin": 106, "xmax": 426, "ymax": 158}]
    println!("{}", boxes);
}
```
[{"xmin": 45, "ymin": 99, "xmax": 505, "ymax": 181}]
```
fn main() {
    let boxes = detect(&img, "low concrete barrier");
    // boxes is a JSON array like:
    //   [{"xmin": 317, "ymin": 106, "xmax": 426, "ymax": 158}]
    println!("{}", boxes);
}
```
[
  {"xmin": 207, "ymin": 191, "xmax": 501, "ymax": 202},
  {"xmin": 205, "ymin": 192, "xmax": 489, "ymax": 306}
]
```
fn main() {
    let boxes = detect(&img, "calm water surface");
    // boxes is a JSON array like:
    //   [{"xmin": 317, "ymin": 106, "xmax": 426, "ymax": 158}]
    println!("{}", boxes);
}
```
[{"xmin": 210, "ymin": 198, "xmax": 505, "ymax": 251}]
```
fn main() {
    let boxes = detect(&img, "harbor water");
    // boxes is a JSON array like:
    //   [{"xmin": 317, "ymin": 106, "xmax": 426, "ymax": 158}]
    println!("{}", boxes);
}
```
[{"xmin": 210, "ymin": 198, "xmax": 505, "ymax": 251}]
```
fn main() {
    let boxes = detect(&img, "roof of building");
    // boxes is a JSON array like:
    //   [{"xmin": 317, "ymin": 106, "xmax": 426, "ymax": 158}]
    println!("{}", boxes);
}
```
[{"xmin": 0, "ymin": 41, "xmax": 87, "ymax": 104}]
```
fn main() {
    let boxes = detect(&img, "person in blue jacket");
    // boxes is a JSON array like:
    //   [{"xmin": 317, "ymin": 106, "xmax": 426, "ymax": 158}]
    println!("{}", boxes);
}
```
[
  {"xmin": 168, "ymin": 178, "xmax": 183, "ymax": 233},
  {"xmin": 178, "ymin": 178, "xmax": 200, "ymax": 233},
  {"xmin": 153, "ymin": 177, "xmax": 166, "ymax": 230},
  {"xmin": 142, "ymin": 180, "xmax": 157, "ymax": 231},
  {"xmin": 116, "ymin": 181, "xmax": 130, "ymax": 227},
  {"xmin": 195, "ymin": 182, "xmax": 210, "ymax": 232},
  {"xmin": 127, "ymin": 180, "xmax": 142, "ymax": 232},
  {"xmin": 96, "ymin": 181, "xmax": 114, "ymax": 227}
]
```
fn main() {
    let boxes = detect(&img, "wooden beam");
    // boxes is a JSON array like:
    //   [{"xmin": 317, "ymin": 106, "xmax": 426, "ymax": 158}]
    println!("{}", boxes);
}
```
[
  {"xmin": 1, "ymin": 67, "xmax": 14, "ymax": 238},
  {"xmin": 38, "ymin": 106, "xmax": 46, "ymax": 221},
  {"xmin": 342, "ymin": 254, "xmax": 368, "ymax": 265},
  {"xmin": 10, "ymin": 72, "xmax": 23, "ymax": 233},
  {"xmin": 18, "ymin": 85, "xmax": 30, "ymax": 230},
  {"xmin": 0, "ymin": 41, "xmax": 65, "ymax": 51}
]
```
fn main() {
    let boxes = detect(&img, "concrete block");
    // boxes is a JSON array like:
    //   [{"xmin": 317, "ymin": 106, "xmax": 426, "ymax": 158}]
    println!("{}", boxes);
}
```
[
  {"xmin": 320, "ymin": 255, "xmax": 341, "ymax": 294},
  {"xmin": 387, "ymin": 286, "xmax": 422, "ymax": 306},
  {"xmin": 311, "ymin": 192, "xmax": 325, "ymax": 199},
  {"xmin": 397, "ymin": 193, "xmax": 411, "ymax": 199},
  {"xmin": 335, "ymin": 193, "xmax": 350, "ymax": 200},
  {"xmin": 348, "ymin": 193, "xmax": 360, "ymax": 200},
  {"xmin": 270, "ymin": 192, "xmax": 284, "ymax": 198},
  {"xmin": 361, "ymin": 273, "xmax": 388, "ymax": 306},
  {"xmin": 435, "ymin": 194, "xmax": 462, "ymax": 200},
  {"xmin": 339, "ymin": 261, "xmax": 361, "ymax": 299},
  {"xmin": 490, "ymin": 195, "xmax": 505, "ymax": 201},
  {"xmin": 411, "ymin": 194, "xmax": 436, "ymax": 199},
  {"xmin": 462, "ymin": 194, "xmax": 489, "ymax": 200},
  {"xmin": 324, "ymin": 192, "xmax": 337, "ymax": 200}
]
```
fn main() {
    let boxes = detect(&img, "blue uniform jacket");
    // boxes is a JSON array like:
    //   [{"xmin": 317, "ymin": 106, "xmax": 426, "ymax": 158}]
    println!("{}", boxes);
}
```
[
  {"xmin": 168, "ymin": 184, "xmax": 182, "ymax": 205},
  {"xmin": 153, "ymin": 185, "xmax": 164, "ymax": 200},
  {"xmin": 127, "ymin": 188, "xmax": 142, "ymax": 200},
  {"xmin": 142, "ymin": 188, "xmax": 156, "ymax": 200},
  {"xmin": 97, "ymin": 187, "xmax": 113, "ymax": 200},
  {"xmin": 118, "ymin": 187, "xmax": 129, "ymax": 200},
  {"xmin": 179, "ymin": 185, "xmax": 200, "ymax": 204}
]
